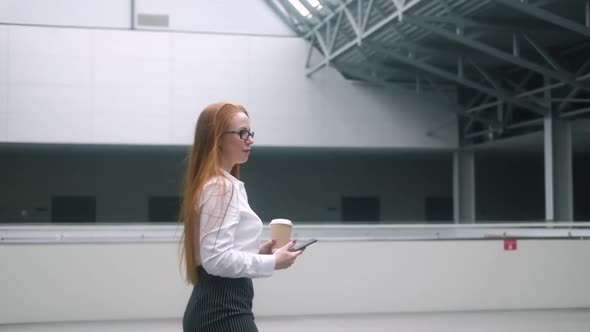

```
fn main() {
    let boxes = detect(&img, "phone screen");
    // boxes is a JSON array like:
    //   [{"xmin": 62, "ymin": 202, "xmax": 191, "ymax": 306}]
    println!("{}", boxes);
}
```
[{"xmin": 289, "ymin": 239, "xmax": 318, "ymax": 252}]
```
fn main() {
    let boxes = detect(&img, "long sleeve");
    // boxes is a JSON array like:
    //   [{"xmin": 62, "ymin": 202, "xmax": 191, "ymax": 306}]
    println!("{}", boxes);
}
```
[{"xmin": 198, "ymin": 178, "xmax": 275, "ymax": 278}]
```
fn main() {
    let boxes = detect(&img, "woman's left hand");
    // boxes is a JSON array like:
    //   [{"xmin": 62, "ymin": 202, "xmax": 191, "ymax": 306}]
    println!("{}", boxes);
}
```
[{"xmin": 259, "ymin": 240, "xmax": 276, "ymax": 255}]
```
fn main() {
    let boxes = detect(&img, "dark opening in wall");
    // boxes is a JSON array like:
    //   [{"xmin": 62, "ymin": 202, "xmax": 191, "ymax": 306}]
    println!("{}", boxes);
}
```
[
  {"xmin": 341, "ymin": 196, "xmax": 380, "ymax": 223},
  {"xmin": 148, "ymin": 196, "xmax": 181, "ymax": 222},
  {"xmin": 51, "ymin": 196, "xmax": 96, "ymax": 223}
]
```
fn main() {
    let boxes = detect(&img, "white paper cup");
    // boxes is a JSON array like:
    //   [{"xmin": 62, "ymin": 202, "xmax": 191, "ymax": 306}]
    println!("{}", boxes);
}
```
[{"xmin": 270, "ymin": 218, "xmax": 293, "ymax": 248}]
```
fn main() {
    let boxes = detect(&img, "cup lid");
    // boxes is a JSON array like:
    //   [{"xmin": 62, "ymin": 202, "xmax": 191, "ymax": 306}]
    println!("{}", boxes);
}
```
[{"xmin": 270, "ymin": 218, "xmax": 293, "ymax": 226}]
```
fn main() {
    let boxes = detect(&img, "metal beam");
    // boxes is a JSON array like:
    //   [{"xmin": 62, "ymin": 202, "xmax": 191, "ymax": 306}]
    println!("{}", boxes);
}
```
[
  {"xmin": 413, "ymin": 15, "xmax": 568, "ymax": 33},
  {"xmin": 335, "ymin": 0, "xmax": 361, "ymax": 43},
  {"xmin": 303, "ymin": 0, "xmax": 356, "ymax": 39},
  {"xmin": 512, "ymin": 34, "xmax": 520, "ymax": 57},
  {"xmin": 559, "ymin": 59, "xmax": 590, "ymax": 112},
  {"xmin": 466, "ymin": 72, "xmax": 590, "ymax": 113},
  {"xmin": 279, "ymin": 0, "xmax": 315, "ymax": 33},
  {"xmin": 560, "ymin": 40, "xmax": 590, "ymax": 56},
  {"xmin": 494, "ymin": 0, "xmax": 590, "ymax": 38},
  {"xmin": 421, "ymin": 73, "xmax": 456, "ymax": 105},
  {"xmin": 314, "ymin": 29, "xmax": 331, "ymax": 57},
  {"xmin": 365, "ymin": 40, "xmax": 461, "ymax": 60},
  {"xmin": 425, "ymin": 115, "xmax": 456, "ymax": 137},
  {"xmin": 305, "ymin": 35, "xmax": 316, "ymax": 68},
  {"xmin": 497, "ymin": 102, "xmax": 504, "ymax": 127},
  {"xmin": 405, "ymin": 15, "xmax": 590, "ymax": 91},
  {"xmin": 280, "ymin": 0, "xmax": 316, "ymax": 32},
  {"xmin": 457, "ymin": 56, "xmax": 464, "ymax": 78},
  {"xmin": 551, "ymin": 98, "xmax": 590, "ymax": 102},
  {"xmin": 464, "ymin": 96, "xmax": 496, "ymax": 124},
  {"xmin": 357, "ymin": 0, "xmax": 363, "ymax": 34},
  {"xmin": 336, "ymin": 64, "xmax": 494, "ymax": 127},
  {"xmin": 504, "ymin": 80, "xmax": 546, "ymax": 107},
  {"xmin": 467, "ymin": 57, "xmax": 501, "ymax": 91},
  {"xmin": 299, "ymin": 0, "xmax": 325, "ymax": 18},
  {"xmin": 265, "ymin": 0, "xmax": 304, "ymax": 35},
  {"xmin": 306, "ymin": 0, "xmax": 423, "ymax": 76},
  {"xmin": 361, "ymin": 0, "xmax": 374, "ymax": 33},
  {"xmin": 464, "ymin": 118, "xmax": 543, "ymax": 139},
  {"xmin": 328, "ymin": 11, "xmax": 344, "ymax": 52},
  {"xmin": 535, "ymin": 0, "xmax": 564, "ymax": 7},
  {"xmin": 521, "ymin": 33, "xmax": 565, "ymax": 72},
  {"xmin": 504, "ymin": 71, "xmax": 543, "ymax": 105},
  {"xmin": 466, "ymin": 93, "xmax": 484, "ymax": 109},
  {"xmin": 337, "ymin": 62, "xmax": 416, "ymax": 80},
  {"xmin": 437, "ymin": 0, "xmax": 453, "ymax": 15},
  {"xmin": 561, "ymin": 107, "xmax": 590, "ymax": 118},
  {"xmin": 328, "ymin": 2, "xmax": 370, "ymax": 55},
  {"xmin": 355, "ymin": 45, "xmax": 547, "ymax": 115}
]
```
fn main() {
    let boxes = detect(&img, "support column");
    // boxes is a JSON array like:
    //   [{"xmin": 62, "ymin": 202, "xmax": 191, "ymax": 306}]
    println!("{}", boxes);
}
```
[
  {"xmin": 544, "ymin": 77, "xmax": 574, "ymax": 222},
  {"xmin": 544, "ymin": 116, "xmax": 573, "ymax": 221},
  {"xmin": 453, "ymin": 150, "xmax": 476, "ymax": 223}
]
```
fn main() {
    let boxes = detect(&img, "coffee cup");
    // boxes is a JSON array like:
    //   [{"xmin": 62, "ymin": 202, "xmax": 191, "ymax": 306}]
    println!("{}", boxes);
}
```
[{"xmin": 269, "ymin": 218, "xmax": 293, "ymax": 249}]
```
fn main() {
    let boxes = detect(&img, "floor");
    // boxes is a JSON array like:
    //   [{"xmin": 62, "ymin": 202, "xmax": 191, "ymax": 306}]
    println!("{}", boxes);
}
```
[{"xmin": 1, "ymin": 309, "xmax": 589, "ymax": 332}]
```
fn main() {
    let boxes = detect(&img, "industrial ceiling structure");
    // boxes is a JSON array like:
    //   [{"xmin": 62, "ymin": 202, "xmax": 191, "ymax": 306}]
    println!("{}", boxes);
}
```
[{"xmin": 265, "ymin": 0, "xmax": 590, "ymax": 147}]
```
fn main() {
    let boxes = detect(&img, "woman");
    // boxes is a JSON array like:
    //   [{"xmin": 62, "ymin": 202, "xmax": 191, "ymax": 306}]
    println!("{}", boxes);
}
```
[{"xmin": 180, "ymin": 102, "xmax": 302, "ymax": 332}]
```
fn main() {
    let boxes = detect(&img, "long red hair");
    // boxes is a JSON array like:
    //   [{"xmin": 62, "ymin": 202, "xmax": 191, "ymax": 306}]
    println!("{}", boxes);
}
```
[{"xmin": 180, "ymin": 102, "xmax": 248, "ymax": 285}]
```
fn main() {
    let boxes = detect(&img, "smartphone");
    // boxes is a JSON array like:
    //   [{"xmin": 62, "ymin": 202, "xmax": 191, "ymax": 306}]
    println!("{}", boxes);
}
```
[{"xmin": 289, "ymin": 238, "xmax": 318, "ymax": 252}]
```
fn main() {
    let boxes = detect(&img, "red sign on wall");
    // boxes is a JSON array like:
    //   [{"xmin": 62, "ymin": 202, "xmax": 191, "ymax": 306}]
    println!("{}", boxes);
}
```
[{"xmin": 504, "ymin": 239, "xmax": 518, "ymax": 251}]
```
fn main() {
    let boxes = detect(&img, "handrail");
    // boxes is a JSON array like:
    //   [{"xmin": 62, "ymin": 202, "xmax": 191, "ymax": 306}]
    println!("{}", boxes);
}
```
[{"xmin": 1, "ymin": 222, "xmax": 589, "ymax": 244}]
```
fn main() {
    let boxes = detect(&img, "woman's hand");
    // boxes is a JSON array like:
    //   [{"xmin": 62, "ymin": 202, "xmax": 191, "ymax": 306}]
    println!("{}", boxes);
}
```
[
  {"xmin": 273, "ymin": 240, "xmax": 303, "ymax": 270},
  {"xmin": 259, "ymin": 239, "xmax": 276, "ymax": 255}
]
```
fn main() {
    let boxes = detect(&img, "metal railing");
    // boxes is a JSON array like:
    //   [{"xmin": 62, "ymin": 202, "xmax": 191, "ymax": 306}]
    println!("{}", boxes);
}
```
[{"xmin": 1, "ymin": 222, "xmax": 589, "ymax": 244}]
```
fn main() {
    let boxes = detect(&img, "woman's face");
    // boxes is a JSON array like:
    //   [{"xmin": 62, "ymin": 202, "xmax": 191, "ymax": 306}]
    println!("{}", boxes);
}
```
[{"xmin": 220, "ymin": 112, "xmax": 254, "ymax": 171}]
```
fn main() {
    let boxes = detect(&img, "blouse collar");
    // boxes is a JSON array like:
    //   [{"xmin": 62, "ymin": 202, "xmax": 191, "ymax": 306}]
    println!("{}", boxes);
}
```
[{"xmin": 221, "ymin": 168, "xmax": 244, "ymax": 186}]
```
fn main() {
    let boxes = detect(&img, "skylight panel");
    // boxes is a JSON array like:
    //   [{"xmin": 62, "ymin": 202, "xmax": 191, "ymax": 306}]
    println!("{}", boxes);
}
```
[
  {"xmin": 306, "ymin": 0, "xmax": 323, "ymax": 10},
  {"xmin": 288, "ymin": 0, "xmax": 312, "ymax": 18}
]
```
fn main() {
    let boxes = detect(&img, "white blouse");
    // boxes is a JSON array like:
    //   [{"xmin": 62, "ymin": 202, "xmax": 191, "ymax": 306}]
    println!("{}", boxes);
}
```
[{"xmin": 198, "ymin": 170, "xmax": 275, "ymax": 278}]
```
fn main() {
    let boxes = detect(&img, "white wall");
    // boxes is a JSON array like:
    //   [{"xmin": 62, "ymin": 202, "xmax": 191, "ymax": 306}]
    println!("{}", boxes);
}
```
[
  {"xmin": 0, "ymin": 25, "xmax": 7, "ymax": 141},
  {"xmin": 0, "ymin": 0, "xmax": 131, "ymax": 28},
  {"xmin": 0, "ymin": 23, "xmax": 458, "ymax": 148},
  {"xmin": 134, "ymin": 0, "xmax": 294, "ymax": 35},
  {"xmin": 1, "ymin": 239, "xmax": 589, "ymax": 325},
  {"xmin": 0, "ymin": 0, "xmax": 293, "ymax": 35}
]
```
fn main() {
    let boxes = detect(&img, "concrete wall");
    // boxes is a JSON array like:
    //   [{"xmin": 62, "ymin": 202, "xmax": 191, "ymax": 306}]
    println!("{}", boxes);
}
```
[{"xmin": 1, "ymin": 238, "xmax": 588, "ymax": 325}]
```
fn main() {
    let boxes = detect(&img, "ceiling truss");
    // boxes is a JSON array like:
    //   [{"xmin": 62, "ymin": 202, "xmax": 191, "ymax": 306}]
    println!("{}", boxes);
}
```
[{"xmin": 266, "ymin": 0, "xmax": 590, "ymax": 146}]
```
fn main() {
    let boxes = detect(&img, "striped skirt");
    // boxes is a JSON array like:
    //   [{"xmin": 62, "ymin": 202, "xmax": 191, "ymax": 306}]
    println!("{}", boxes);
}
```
[{"xmin": 183, "ymin": 266, "xmax": 258, "ymax": 332}]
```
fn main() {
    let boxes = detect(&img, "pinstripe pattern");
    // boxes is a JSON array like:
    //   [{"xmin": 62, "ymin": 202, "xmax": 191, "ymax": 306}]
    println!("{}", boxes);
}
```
[{"xmin": 183, "ymin": 266, "xmax": 259, "ymax": 332}]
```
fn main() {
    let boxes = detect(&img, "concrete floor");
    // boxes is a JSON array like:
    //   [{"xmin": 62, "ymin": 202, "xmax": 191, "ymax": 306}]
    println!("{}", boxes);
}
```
[{"xmin": 2, "ymin": 309, "xmax": 589, "ymax": 332}]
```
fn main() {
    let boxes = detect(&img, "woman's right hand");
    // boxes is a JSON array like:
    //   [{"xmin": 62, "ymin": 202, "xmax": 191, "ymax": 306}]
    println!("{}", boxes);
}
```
[{"xmin": 273, "ymin": 240, "xmax": 303, "ymax": 270}]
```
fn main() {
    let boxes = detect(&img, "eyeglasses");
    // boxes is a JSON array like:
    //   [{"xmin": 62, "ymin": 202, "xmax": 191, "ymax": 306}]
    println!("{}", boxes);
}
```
[{"xmin": 224, "ymin": 129, "xmax": 255, "ymax": 141}]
